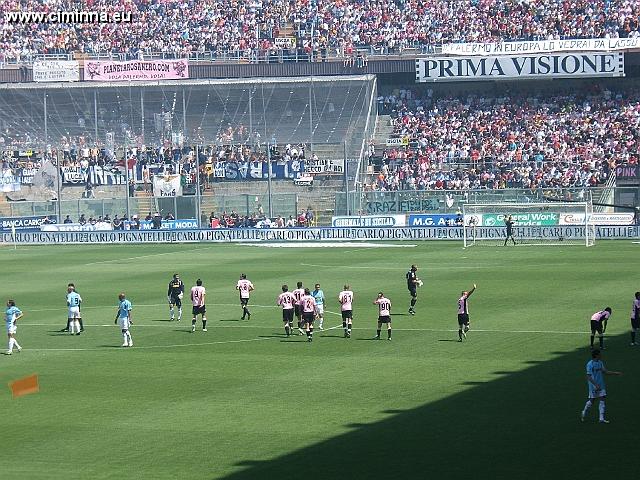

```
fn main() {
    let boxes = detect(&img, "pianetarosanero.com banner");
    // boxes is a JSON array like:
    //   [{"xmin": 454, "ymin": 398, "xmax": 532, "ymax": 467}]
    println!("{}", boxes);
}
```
[
  {"xmin": 1, "ymin": 226, "xmax": 638, "ymax": 245},
  {"xmin": 84, "ymin": 59, "xmax": 189, "ymax": 81}
]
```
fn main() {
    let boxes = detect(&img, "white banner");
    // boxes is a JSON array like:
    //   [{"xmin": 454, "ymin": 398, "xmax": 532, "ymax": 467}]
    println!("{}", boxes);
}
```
[
  {"xmin": 416, "ymin": 53, "xmax": 624, "ymax": 82},
  {"xmin": 559, "ymin": 213, "xmax": 636, "ymax": 226},
  {"xmin": 33, "ymin": 60, "xmax": 80, "ymax": 82},
  {"xmin": 42, "ymin": 223, "xmax": 113, "ymax": 232},
  {"xmin": 442, "ymin": 38, "xmax": 640, "ymax": 56},
  {"xmin": 305, "ymin": 159, "xmax": 344, "ymax": 174},
  {"xmin": 385, "ymin": 137, "xmax": 409, "ymax": 147},
  {"xmin": 274, "ymin": 37, "xmax": 297, "ymax": 49},
  {"xmin": 1, "ymin": 169, "xmax": 20, "ymax": 192},
  {"xmin": 331, "ymin": 215, "xmax": 406, "ymax": 227},
  {"xmin": 153, "ymin": 174, "xmax": 182, "ymax": 197}
]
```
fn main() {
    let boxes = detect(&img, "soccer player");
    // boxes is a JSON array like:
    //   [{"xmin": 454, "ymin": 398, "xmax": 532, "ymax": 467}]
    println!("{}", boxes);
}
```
[
  {"xmin": 61, "ymin": 283, "xmax": 84, "ymax": 332},
  {"xmin": 236, "ymin": 274, "xmax": 254, "ymax": 320},
  {"xmin": 167, "ymin": 273, "xmax": 184, "ymax": 321},
  {"xmin": 5, "ymin": 299, "xmax": 23, "ymax": 355},
  {"xmin": 300, "ymin": 288, "xmax": 317, "ymax": 342},
  {"xmin": 457, "ymin": 284, "xmax": 477, "ymax": 342},
  {"xmin": 338, "ymin": 285, "xmax": 354, "ymax": 338},
  {"xmin": 503, "ymin": 215, "xmax": 516, "ymax": 246},
  {"xmin": 114, "ymin": 292, "xmax": 133, "ymax": 347},
  {"xmin": 277, "ymin": 285, "xmax": 296, "ymax": 337},
  {"xmin": 312, "ymin": 283, "xmax": 325, "ymax": 330},
  {"xmin": 590, "ymin": 307, "xmax": 611, "ymax": 350},
  {"xmin": 373, "ymin": 292, "xmax": 392, "ymax": 340},
  {"xmin": 580, "ymin": 349, "xmax": 622, "ymax": 423},
  {"xmin": 190, "ymin": 279, "xmax": 207, "ymax": 333},
  {"xmin": 631, "ymin": 292, "xmax": 640, "ymax": 346},
  {"xmin": 292, "ymin": 281, "xmax": 305, "ymax": 334},
  {"xmin": 66, "ymin": 285, "xmax": 83, "ymax": 335},
  {"xmin": 406, "ymin": 265, "xmax": 420, "ymax": 315}
]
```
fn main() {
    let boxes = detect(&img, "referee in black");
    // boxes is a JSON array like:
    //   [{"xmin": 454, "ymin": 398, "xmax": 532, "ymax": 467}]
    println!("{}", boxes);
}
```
[
  {"xmin": 406, "ymin": 265, "xmax": 420, "ymax": 315},
  {"xmin": 504, "ymin": 215, "xmax": 516, "ymax": 246}
]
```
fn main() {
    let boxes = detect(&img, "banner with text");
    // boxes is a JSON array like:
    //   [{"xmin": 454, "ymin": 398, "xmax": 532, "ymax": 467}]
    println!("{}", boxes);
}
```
[
  {"xmin": 1, "ymin": 168, "xmax": 21, "ymax": 192},
  {"xmin": 615, "ymin": 164, "xmax": 638, "ymax": 181},
  {"xmin": 33, "ymin": 60, "xmax": 80, "ymax": 82},
  {"xmin": 153, "ymin": 174, "xmax": 182, "ymax": 197},
  {"xmin": 408, "ymin": 214, "xmax": 459, "ymax": 227},
  {"xmin": 60, "ymin": 166, "xmax": 126, "ymax": 186},
  {"xmin": 305, "ymin": 159, "xmax": 344, "ymax": 174},
  {"xmin": 558, "ymin": 213, "xmax": 636, "ymax": 226},
  {"xmin": 385, "ymin": 137, "xmax": 409, "ymax": 147},
  {"xmin": 331, "ymin": 215, "xmax": 406, "ymax": 228},
  {"xmin": 366, "ymin": 198, "xmax": 440, "ymax": 214},
  {"xmin": 3, "ymin": 226, "xmax": 638, "ymax": 245},
  {"xmin": 212, "ymin": 160, "xmax": 304, "ymax": 181},
  {"xmin": 416, "ymin": 53, "xmax": 624, "ymax": 82},
  {"xmin": 42, "ymin": 222, "xmax": 112, "ymax": 232},
  {"xmin": 84, "ymin": 59, "xmax": 189, "ymax": 81},
  {"xmin": 274, "ymin": 37, "xmax": 297, "ymax": 49},
  {"xmin": 477, "ymin": 212, "xmax": 559, "ymax": 226},
  {"xmin": 442, "ymin": 38, "xmax": 640, "ymax": 56},
  {"xmin": 1, "ymin": 215, "xmax": 57, "ymax": 231}
]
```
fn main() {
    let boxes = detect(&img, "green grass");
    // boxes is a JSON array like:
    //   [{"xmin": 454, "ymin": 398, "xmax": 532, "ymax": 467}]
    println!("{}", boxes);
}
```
[{"xmin": 1, "ymin": 241, "xmax": 639, "ymax": 479}]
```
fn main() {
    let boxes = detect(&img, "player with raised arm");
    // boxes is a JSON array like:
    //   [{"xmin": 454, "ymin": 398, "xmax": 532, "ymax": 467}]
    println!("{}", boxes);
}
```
[
  {"xmin": 406, "ymin": 265, "xmax": 421, "ymax": 315},
  {"xmin": 292, "ymin": 281, "xmax": 305, "ymax": 334},
  {"xmin": 114, "ymin": 292, "xmax": 133, "ymax": 347},
  {"xmin": 167, "ymin": 273, "xmax": 184, "ymax": 321},
  {"xmin": 300, "ymin": 288, "xmax": 317, "ymax": 342},
  {"xmin": 580, "ymin": 349, "xmax": 622, "ymax": 423},
  {"xmin": 277, "ymin": 285, "xmax": 296, "ymax": 337},
  {"xmin": 339, "ymin": 285, "xmax": 354, "ymax": 338},
  {"xmin": 66, "ymin": 285, "xmax": 83, "ymax": 336},
  {"xmin": 236, "ymin": 274, "xmax": 254, "ymax": 320},
  {"xmin": 504, "ymin": 215, "xmax": 516, "ymax": 246},
  {"xmin": 457, "ymin": 284, "xmax": 477, "ymax": 342},
  {"xmin": 190, "ymin": 279, "xmax": 207, "ymax": 333},
  {"xmin": 312, "ymin": 283, "xmax": 325, "ymax": 330},
  {"xmin": 590, "ymin": 307, "xmax": 611, "ymax": 350},
  {"xmin": 630, "ymin": 292, "xmax": 640, "ymax": 346},
  {"xmin": 5, "ymin": 299, "xmax": 23, "ymax": 355},
  {"xmin": 374, "ymin": 292, "xmax": 392, "ymax": 340}
]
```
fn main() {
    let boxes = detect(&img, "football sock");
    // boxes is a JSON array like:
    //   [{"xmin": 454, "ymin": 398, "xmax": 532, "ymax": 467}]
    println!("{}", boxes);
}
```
[
  {"xmin": 590, "ymin": 335, "xmax": 595, "ymax": 347},
  {"xmin": 582, "ymin": 400, "xmax": 592, "ymax": 416},
  {"xmin": 347, "ymin": 323, "xmax": 352, "ymax": 334},
  {"xmin": 75, "ymin": 321, "xmax": 81, "ymax": 333},
  {"xmin": 78, "ymin": 318, "xmax": 84, "ymax": 330},
  {"xmin": 285, "ymin": 325, "xmax": 290, "ymax": 336},
  {"xmin": 170, "ymin": 307, "xmax": 175, "ymax": 319},
  {"xmin": 178, "ymin": 307, "xmax": 182, "ymax": 320},
  {"xmin": 599, "ymin": 336, "xmax": 604, "ymax": 349},
  {"xmin": 410, "ymin": 298, "xmax": 416, "ymax": 307},
  {"xmin": 387, "ymin": 328, "xmax": 392, "ymax": 339},
  {"xmin": 8, "ymin": 338, "xmax": 14, "ymax": 352},
  {"xmin": 318, "ymin": 318, "xmax": 323, "ymax": 328},
  {"xmin": 598, "ymin": 401, "xmax": 605, "ymax": 421},
  {"xmin": 123, "ymin": 332, "xmax": 128, "ymax": 344},
  {"xmin": 65, "ymin": 319, "xmax": 71, "ymax": 330},
  {"xmin": 342, "ymin": 321, "xmax": 347, "ymax": 331},
  {"xmin": 13, "ymin": 339, "xmax": 20, "ymax": 350},
  {"xmin": 459, "ymin": 329, "xmax": 463, "ymax": 340},
  {"xmin": 192, "ymin": 318, "xmax": 197, "ymax": 327},
  {"xmin": 202, "ymin": 318, "xmax": 207, "ymax": 329},
  {"xmin": 127, "ymin": 332, "xmax": 133, "ymax": 344},
  {"xmin": 376, "ymin": 329, "xmax": 381, "ymax": 337},
  {"xmin": 632, "ymin": 330, "xmax": 636, "ymax": 343}
]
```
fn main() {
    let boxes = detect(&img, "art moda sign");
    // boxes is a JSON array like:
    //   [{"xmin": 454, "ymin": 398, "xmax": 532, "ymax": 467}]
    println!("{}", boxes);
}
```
[
  {"xmin": 84, "ymin": 60, "xmax": 189, "ymax": 81},
  {"xmin": 33, "ymin": 60, "xmax": 80, "ymax": 82},
  {"xmin": 415, "ymin": 53, "xmax": 624, "ymax": 82},
  {"xmin": 482, "ymin": 213, "xmax": 559, "ymax": 227},
  {"xmin": 331, "ymin": 215, "xmax": 406, "ymax": 227},
  {"xmin": 441, "ymin": 38, "xmax": 640, "ymax": 56}
]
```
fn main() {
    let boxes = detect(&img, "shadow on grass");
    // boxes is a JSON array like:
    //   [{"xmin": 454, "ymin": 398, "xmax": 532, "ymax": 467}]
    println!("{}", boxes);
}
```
[{"xmin": 218, "ymin": 333, "xmax": 636, "ymax": 480}]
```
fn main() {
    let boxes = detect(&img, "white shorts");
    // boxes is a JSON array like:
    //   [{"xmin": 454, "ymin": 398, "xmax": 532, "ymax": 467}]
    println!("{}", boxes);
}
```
[
  {"xmin": 7, "ymin": 325, "xmax": 16, "ymax": 335},
  {"xmin": 588, "ymin": 388, "xmax": 606, "ymax": 399},
  {"xmin": 118, "ymin": 317, "xmax": 131, "ymax": 330},
  {"xmin": 316, "ymin": 304, "xmax": 324, "ymax": 316},
  {"xmin": 68, "ymin": 306, "xmax": 81, "ymax": 318}
]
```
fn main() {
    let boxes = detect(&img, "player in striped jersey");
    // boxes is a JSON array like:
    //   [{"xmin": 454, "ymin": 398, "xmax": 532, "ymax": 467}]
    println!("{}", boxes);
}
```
[
  {"xmin": 299, "ymin": 288, "xmax": 318, "ymax": 342},
  {"xmin": 292, "ymin": 281, "xmax": 305, "ymax": 334},
  {"xmin": 277, "ymin": 285, "xmax": 296, "ymax": 337},
  {"xmin": 590, "ymin": 307, "xmax": 611, "ymax": 350},
  {"xmin": 190, "ymin": 279, "xmax": 207, "ymax": 333},
  {"xmin": 338, "ymin": 285, "xmax": 354, "ymax": 338},
  {"xmin": 457, "ymin": 284, "xmax": 477, "ymax": 342},
  {"xmin": 373, "ymin": 292, "xmax": 392, "ymax": 340},
  {"xmin": 236, "ymin": 274, "xmax": 254, "ymax": 320},
  {"xmin": 66, "ymin": 285, "xmax": 83, "ymax": 336},
  {"xmin": 630, "ymin": 292, "xmax": 640, "ymax": 346}
]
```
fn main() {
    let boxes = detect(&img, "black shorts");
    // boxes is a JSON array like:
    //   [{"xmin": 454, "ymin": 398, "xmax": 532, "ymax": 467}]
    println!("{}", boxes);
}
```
[
  {"xmin": 631, "ymin": 317, "xmax": 639, "ymax": 330},
  {"xmin": 458, "ymin": 313, "xmax": 469, "ymax": 326},
  {"xmin": 283, "ymin": 309, "xmax": 294, "ymax": 323},
  {"xmin": 408, "ymin": 287, "xmax": 417, "ymax": 298},
  {"xmin": 240, "ymin": 297, "xmax": 249, "ymax": 306},
  {"xmin": 192, "ymin": 305, "xmax": 206, "ymax": 316},
  {"xmin": 294, "ymin": 305, "xmax": 301, "ymax": 317},
  {"xmin": 591, "ymin": 320, "xmax": 603, "ymax": 335},
  {"xmin": 378, "ymin": 315, "xmax": 391, "ymax": 324},
  {"xmin": 341, "ymin": 310, "xmax": 353, "ymax": 320},
  {"xmin": 170, "ymin": 295, "xmax": 182, "ymax": 307},
  {"xmin": 302, "ymin": 312, "xmax": 315, "ymax": 324}
]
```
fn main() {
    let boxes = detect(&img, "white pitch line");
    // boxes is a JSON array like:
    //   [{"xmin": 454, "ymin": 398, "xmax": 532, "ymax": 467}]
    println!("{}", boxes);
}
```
[
  {"xmin": 28, "ymin": 303, "xmax": 281, "ymax": 313},
  {"xmin": 83, "ymin": 246, "xmax": 216, "ymax": 266}
]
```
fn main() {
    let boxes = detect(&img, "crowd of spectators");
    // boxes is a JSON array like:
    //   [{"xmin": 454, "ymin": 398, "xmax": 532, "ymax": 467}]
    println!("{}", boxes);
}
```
[
  {"xmin": 370, "ymin": 84, "xmax": 639, "ymax": 191},
  {"xmin": 209, "ymin": 207, "xmax": 314, "ymax": 228},
  {"xmin": 1, "ymin": 0, "xmax": 638, "ymax": 62}
]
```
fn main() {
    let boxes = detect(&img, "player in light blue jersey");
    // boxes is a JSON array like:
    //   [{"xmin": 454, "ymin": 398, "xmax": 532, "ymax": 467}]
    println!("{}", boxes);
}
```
[
  {"xmin": 581, "ymin": 349, "xmax": 622, "ymax": 423},
  {"xmin": 5, "ymin": 299, "xmax": 23, "ymax": 355},
  {"xmin": 114, "ymin": 293, "xmax": 133, "ymax": 347},
  {"xmin": 62, "ymin": 283, "xmax": 84, "ymax": 333},
  {"xmin": 66, "ymin": 285, "xmax": 83, "ymax": 335},
  {"xmin": 312, "ymin": 283, "xmax": 325, "ymax": 330}
]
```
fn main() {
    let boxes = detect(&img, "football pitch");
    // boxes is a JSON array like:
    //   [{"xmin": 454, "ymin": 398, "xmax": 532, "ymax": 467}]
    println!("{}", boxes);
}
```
[{"xmin": 1, "ymin": 241, "xmax": 639, "ymax": 480}]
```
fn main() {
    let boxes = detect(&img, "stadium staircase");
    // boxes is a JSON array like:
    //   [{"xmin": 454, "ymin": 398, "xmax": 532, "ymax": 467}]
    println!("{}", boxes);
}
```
[
  {"xmin": 134, "ymin": 190, "xmax": 156, "ymax": 217},
  {"xmin": 593, "ymin": 173, "xmax": 617, "ymax": 212}
]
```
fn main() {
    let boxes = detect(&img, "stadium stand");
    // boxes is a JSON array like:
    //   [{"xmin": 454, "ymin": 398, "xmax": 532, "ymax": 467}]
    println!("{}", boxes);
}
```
[{"xmin": 0, "ymin": 0, "xmax": 638, "ymax": 62}]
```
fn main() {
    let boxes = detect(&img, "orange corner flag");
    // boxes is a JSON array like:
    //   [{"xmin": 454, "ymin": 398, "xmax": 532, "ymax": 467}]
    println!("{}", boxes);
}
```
[{"xmin": 9, "ymin": 374, "xmax": 39, "ymax": 398}]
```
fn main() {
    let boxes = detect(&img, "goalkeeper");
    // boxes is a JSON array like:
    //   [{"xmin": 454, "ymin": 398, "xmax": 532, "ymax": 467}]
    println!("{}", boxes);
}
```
[
  {"xmin": 406, "ymin": 265, "xmax": 422, "ymax": 315},
  {"xmin": 504, "ymin": 214, "xmax": 516, "ymax": 246},
  {"xmin": 167, "ymin": 273, "xmax": 185, "ymax": 322}
]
